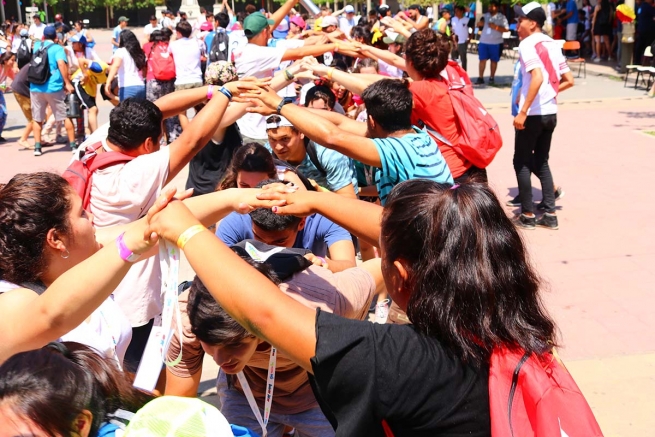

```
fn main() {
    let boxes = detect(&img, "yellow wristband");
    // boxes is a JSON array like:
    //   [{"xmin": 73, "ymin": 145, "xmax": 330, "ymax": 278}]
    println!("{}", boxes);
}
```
[
  {"xmin": 327, "ymin": 67, "xmax": 335, "ymax": 80},
  {"xmin": 176, "ymin": 224, "xmax": 207, "ymax": 249}
]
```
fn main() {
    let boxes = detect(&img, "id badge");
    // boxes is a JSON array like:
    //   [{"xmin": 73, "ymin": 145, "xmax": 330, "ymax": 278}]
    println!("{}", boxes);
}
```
[{"xmin": 133, "ymin": 326, "xmax": 170, "ymax": 392}]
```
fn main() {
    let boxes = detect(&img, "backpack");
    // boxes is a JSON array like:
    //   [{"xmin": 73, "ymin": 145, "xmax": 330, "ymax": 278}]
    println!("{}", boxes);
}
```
[
  {"xmin": 426, "ymin": 60, "xmax": 503, "ymax": 169},
  {"xmin": 489, "ymin": 347, "xmax": 604, "ymax": 437},
  {"xmin": 16, "ymin": 37, "xmax": 32, "ymax": 69},
  {"xmin": 208, "ymin": 30, "xmax": 229, "ymax": 63},
  {"xmin": 62, "ymin": 143, "xmax": 135, "ymax": 210},
  {"xmin": 147, "ymin": 42, "xmax": 176, "ymax": 81},
  {"xmin": 27, "ymin": 42, "xmax": 57, "ymax": 85}
]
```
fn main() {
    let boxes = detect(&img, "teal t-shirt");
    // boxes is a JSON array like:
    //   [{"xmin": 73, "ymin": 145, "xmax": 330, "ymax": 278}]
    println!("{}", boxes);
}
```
[
  {"xmin": 373, "ymin": 128, "xmax": 453, "ymax": 205},
  {"xmin": 29, "ymin": 41, "xmax": 67, "ymax": 94}
]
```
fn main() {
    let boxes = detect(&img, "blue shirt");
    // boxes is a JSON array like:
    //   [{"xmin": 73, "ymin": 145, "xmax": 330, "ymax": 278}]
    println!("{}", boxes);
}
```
[
  {"xmin": 265, "ymin": 141, "xmax": 358, "ymax": 193},
  {"xmin": 511, "ymin": 60, "xmax": 523, "ymax": 117},
  {"xmin": 373, "ymin": 128, "xmax": 453, "ymax": 205},
  {"xmin": 112, "ymin": 25, "xmax": 122, "ymax": 52},
  {"xmin": 566, "ymin": 0, "xmax": 579, "ymax": 25},
  {"xmin": 29, "ymin": 41, "xmax": 67, "ymax": 94},
  {"xmin": 217, "ymin": 212, "xmax": 351, "ymax": 257}
]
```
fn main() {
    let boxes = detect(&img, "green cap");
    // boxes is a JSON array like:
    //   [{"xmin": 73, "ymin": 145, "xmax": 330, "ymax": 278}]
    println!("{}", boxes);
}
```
[
  {"xmin": 244, "ymin": 12, "xmax": 274, "ymax": 38},
  {"xmin": 118, "ymin": 16, "xmax": 129, "ymax": 23}
]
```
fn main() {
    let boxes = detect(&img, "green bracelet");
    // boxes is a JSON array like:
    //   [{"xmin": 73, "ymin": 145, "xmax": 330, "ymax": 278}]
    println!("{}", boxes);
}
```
[{"xmin": 284, "ymin": 69, "xmax": 295, "ymax": 81}]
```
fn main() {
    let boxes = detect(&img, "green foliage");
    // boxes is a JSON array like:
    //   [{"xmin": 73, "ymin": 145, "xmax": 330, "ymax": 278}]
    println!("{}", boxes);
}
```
[{"xmin": 52, "ymin": 0, "xmax": 166, "ymax": 13}]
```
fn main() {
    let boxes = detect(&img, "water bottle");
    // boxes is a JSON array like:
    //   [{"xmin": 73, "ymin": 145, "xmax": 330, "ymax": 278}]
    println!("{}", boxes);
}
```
[{"xmin": 66, "ymin": 92, "xmax": 81, "ymax": 118}]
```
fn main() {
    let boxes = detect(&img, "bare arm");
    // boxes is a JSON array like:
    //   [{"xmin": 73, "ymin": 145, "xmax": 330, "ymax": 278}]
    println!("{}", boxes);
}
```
[
  {"xmin": 282, "ymin": 43, "xmax": 336, "ymax": 62},
  {"xmin": 165, "ymin": 369, "xmax": 202, "ymax": 397},
  {"xmin": 148, "ymin": 203, "xmax": 318, "ymax": 373},
  {"xmin": 56, "ymin": 58, "xmax": 73, "ymax": 93},
  {"xmin": 558, "ymin": 71, "xmax": 574, "ymax": 93},
  {"xmin": 325, "ymin": 239, "xmax": 357, "ymax": 272},
  {"xmin": 104, "ymin": 56, "xmax": 121, "ymax": 100},
  {"xmin": 361, "ymin": 45, "xmax": 407, "ymax": 72},
  {"xmin": 270, "ymin": 0, "xmax": 299, "ymax": 31},
  {"xmin": 334, "ymin": 183, "xmax": 357, "ymax": 199},
  {"xmin": 311, "ymin": 63, "xmax": 385, "ymax": 95},
  {"xmin": 0, "ymin": 219, "xmax": 157, "ymax": 363},
  {"xmin": 304, "ymin": 107, "xmax": 368, "ymax": 136}
]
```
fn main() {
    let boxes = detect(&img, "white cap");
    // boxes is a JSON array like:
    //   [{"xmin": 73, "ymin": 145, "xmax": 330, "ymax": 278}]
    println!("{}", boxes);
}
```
[
  {"xmin": 266, "ymin": 115, "xmax": 294, "ymax": 130},
  {"xmin": 320, "ymin": 16, "xmax": 339, "ymax": 27},
  {"xmin": 344, "ymin": 5, "xmax": 355, "ymax": 13}
]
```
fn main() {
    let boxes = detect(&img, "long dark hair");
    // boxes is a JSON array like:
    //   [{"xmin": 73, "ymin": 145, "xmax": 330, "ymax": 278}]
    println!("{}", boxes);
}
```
[
  {"xmin": 0, "ymin": 342, "xmax": 152, "ymax": 436},
  {"xmin": 119, "ymin": 29, "xmax": 146, "ymax": 71},
  {"xmin": 219, "ymin": 143, "xmax": 276, "ymax": 190},
  {"xmin": 381, "ymin": 180, "xmax": 557, "ymax": 365},
  {"xmin": 0, "ymin": 172, "xmax": 73, "ymax": 284}
]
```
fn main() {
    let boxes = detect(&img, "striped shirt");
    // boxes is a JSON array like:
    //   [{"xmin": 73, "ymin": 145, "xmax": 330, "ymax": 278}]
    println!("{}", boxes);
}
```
[{"xmin": 373, "ymin": 127, "xmax": 453, "ymax": 205}]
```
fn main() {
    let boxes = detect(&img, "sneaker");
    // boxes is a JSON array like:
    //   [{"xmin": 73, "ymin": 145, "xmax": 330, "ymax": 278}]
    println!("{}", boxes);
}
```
[
  {"xmin": 513, "ymin": 213, "xmax": 536, "ymax": 230},
  {"xmin": 56, "ymin": 134, "xmax": 68, "ymax": 144},
  {"xmin": 0, "ymin": 136, "xmax": 6, "ymax": 143},
  {"xmin": 18, "ymin": 139, "xmax": 33, "ymax": 149},
  {"xmin": 537, "ymin": 187, "xmax": 565, "ymax": 211},
  {"xmin": 506, "ymin": 195, "xmax": 521, "ymax": 207},
  {"xmin": 34, "ymin": 147, "xmax": 42, "ymax": 156},
  {"xmin": 489, "ymin": 77, "xmax": 495, "ymax": 84},
  {"xmin": 475, "ymin": 78, "xmax": 485, "ymax": 85},
  {"xmin": 536, "ymin": 213, "xmax": 559, "ymax": 230},
  {"xmin": 593, "ymin": 57, "xmax": 601, "ymax": 63}
]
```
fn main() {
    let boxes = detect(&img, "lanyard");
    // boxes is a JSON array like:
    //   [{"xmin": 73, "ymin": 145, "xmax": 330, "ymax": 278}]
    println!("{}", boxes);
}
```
[
  {"xmin": 236, "ymin": 347, "xmax": 277, "ymax": 437},
  {"xmin": 158, "ymin": 241, "xmax": 184, "ymax": 367}
]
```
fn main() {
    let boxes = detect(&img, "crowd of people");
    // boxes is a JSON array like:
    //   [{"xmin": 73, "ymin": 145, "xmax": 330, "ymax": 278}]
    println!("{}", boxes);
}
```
[{"xmin": 0, "ymin": 1, "xmax": 603, "ymax": 436}]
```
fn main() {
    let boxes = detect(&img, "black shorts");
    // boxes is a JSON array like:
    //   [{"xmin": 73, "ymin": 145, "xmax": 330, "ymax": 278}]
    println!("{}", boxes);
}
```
[
  {"xmin": 73, "ymin": 82, "xmax": 97, "ymax": 109},
  {"xmin": 594, "ymin": 23, "xmax": 612, "ymax": 36}
]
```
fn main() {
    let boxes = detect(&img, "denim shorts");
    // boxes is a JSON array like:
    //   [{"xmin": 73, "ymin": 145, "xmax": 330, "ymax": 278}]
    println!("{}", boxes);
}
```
[
  {"xmin": 479, "ymin": 43, "xmax": 502, "ymax": 62},
  {"xmin": 119, "ymin": 85, "xmax": 146, "ymax": 101}
]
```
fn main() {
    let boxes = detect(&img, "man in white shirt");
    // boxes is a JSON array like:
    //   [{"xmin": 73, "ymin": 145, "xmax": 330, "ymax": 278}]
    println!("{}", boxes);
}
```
[
  {"xmin": 233, "ymin": 10, "xmax": 338, "ymax": 144},
  {"xmin": 337, "ymin": 5, "xmax": 357, "ymax": 35},
  {"xmin": 476, "ymin": 0, "xmax": 509, "ymax": 84},
  {"xmin": 451, "ymin": 5, "xmax": 470, "ymax": 71},
  {"xmin": 80, "ymin": 82, "xmax": 252, "ymax": 373},
  {"xmin": 28, "ymin": 15, "xmax": 46, "ymax": 40},
  {"xmin": 143, "ymin": 15, "xmax": 161, "ymax": 43},
  {"xmin": 512, "ymin": 2, "xmax": 574, "ymax": 231},
  {"xmin": 170, "ymin": 20, "xmax": 204, "ymax": 128},
  {"xmin": 161, "ymin": 10, "xmax": 175, "ymax": 32}
]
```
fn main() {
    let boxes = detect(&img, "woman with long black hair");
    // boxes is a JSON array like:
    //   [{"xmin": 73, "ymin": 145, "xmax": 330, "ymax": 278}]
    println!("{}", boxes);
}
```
[
  {"xmin": 145, "ymin": 179, "xmax": 559, "ymax": 436},
  {"xmin": 105, "ymin": 29, "xmax": 146, "ymax": 101}
]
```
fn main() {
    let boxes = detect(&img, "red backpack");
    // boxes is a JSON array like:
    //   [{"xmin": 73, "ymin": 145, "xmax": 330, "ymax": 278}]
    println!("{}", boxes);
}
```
[
  {"xmin": 62, "ymin": 143, "xmax": 135, "ymax": 210},
  {"xmin": 426, "ymin": 61, "xmax": 503, "ymax": 169},
  {"xmin": 489, "ymin": 347, "xmax": 604, "ymax": 437},
  {"xmin": 147, "ymin": 42, "xmax": 176, "ymax": 82}
]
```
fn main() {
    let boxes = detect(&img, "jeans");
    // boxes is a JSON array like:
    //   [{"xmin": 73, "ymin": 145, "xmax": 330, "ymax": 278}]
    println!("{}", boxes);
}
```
[
  {"xmin": 119, "ymin": 85, "xmax": 146, "ymax": 101},
  {"xmin": 455, "ymin": 42, "xmax": 468, "ymax": 71},
  {"xmin": 0, "ymin": 90, "xmax": 6, "ymax": 136},
  {"xmin": 217, "ymin": 371, "xmax": 335, "ymax": 437},
  {"xmin": 513, "ymin": 114, "xmax": 557, "ymax": 214}
]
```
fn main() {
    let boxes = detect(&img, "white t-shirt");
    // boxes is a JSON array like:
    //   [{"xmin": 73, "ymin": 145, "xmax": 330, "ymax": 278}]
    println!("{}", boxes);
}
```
[
  {"xmin": 82, "ymin": 129, "xmax": 171, "ymax": 326},
  {"xmin": 144, "ymin": 23, "xmax": 162, "ymax": 37},
  {"xmin": 0, "ymin": 281, "xmax": 132, "ymax": 369},
  {"xmin": 479, "ymin": 12, "xmax": 508, "ymax": 45},
  {"xmin": 233, "ymin": 42, "xmax": 286, "ymax": 139},
  {"xmin": 274, "ymin": 39, "xmax": 305, "ymax": 98},
  {"xmin": 112, "ymin": 47, "xmax": 145, "ymax": 88},
  {"xmin": 451, "ymin": 16, "xmax": 470, "ymax": 44},
  {"xmin": 229, "ymin": 30, "xmax": 247, "ymax": 62},
  {"xmin": 28, "ymin": 22, "xmax": 46, "ymax": 39},
  {"xmin": 161, "ymin": 17, "xmax": 174, "ymax": 30},
  {"xmin": 378, "ymin": 59, "xmax": 404, "ymax": 78},
  {"xmin": 169, "ymin": 37, "xmax": 203, "ymax": 85},
  {"xmin": 518, "ymin": 32, "xmax": 570, "ymax": 116},
  {"xmin": 11, "ymin": 36, "xmax": 23, "ymax": 54},
  {"xmin": 339, "ymin": 16, "xmax": 356, "ymax": 35}
]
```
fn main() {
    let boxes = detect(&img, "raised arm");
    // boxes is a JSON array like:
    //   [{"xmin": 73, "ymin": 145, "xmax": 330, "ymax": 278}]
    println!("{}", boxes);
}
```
[
  {"xmin": 360, "ymin": 45, "xmax": 407, "ymax": 72},
  {"xmin": 311, "ymin": 62, "xmax": 389, "ymax": 95},
  {"xmin": 246, "ymin": 86, "xmax": 381, "ymax": 166},
  {"xmin": 270, "ymin": 0, "xmax": 299, "ymax": 30},
  {"xmin": 166, "ymin": 80, "xmax": 266, "ymax": 183},
  {"xmin": 304, "ymin": 107, "xmax": 367, "ymax": 136},
  {"xmin": 147, "ymin": 202, "xmax": 319, "ymax": 373}
]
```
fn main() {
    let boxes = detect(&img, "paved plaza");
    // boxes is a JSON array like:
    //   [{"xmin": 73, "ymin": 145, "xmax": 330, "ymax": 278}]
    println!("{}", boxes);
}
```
[{"xmin": 0, "ymin": 28, "xmax": 653, "ymax": 436}]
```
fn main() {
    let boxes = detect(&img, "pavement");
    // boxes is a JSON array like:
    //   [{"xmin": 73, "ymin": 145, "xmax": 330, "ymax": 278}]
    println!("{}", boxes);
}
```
[{"xmin": 1, "ymin": 28, "xmax": 654, "ymax": 436}]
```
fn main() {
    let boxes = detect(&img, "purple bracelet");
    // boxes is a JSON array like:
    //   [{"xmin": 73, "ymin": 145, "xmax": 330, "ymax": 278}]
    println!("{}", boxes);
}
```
[{"xmin": 116, "ymin": 232, "xmax": 142, "ymax": 263}]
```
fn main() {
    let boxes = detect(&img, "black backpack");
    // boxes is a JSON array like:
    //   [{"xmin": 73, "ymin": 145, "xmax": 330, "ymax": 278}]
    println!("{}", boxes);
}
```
[
  {"xmin": 16, "ymin": 37, "xmax": 32, "ymax": 69},
  {"xmin": 208, "ymin": 30, "xmax": 229, "ymax": 63},
  {"xmin": 27, "ymin": 42, "xmax": 56, "ymax": 85}
]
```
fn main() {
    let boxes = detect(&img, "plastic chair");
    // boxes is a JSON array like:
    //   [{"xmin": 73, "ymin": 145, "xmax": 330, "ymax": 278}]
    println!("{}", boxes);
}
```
[
  {"xmin": 563, "ymin": 41, "xmax": 586, "ymax": 78},
  {"xmin": 633, "ymin": 46, "xmax": 655, "ymax": 90}
]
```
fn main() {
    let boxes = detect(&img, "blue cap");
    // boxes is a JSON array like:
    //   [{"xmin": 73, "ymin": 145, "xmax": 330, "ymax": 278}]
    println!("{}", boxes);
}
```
[
  {"xmin": 89, "ymin": 61, "xmax": 105, "ymax": 73},
  {"xmin": 43, "ymin": 26, "xmax": 57, "ymax": 39}
]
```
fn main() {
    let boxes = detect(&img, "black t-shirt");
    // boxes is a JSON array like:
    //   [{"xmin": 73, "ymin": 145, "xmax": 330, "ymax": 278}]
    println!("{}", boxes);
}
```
[
  {"xmin": 309, "ymin": 310, "xmax": 491, "ymax": 437},
  {"xmin": 11, "ymin": 65, "xmax": 30, "ymax": 97},
  {"xmin": 185, "ymin": 123, "xmax": 242, "ymax": 196}
]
